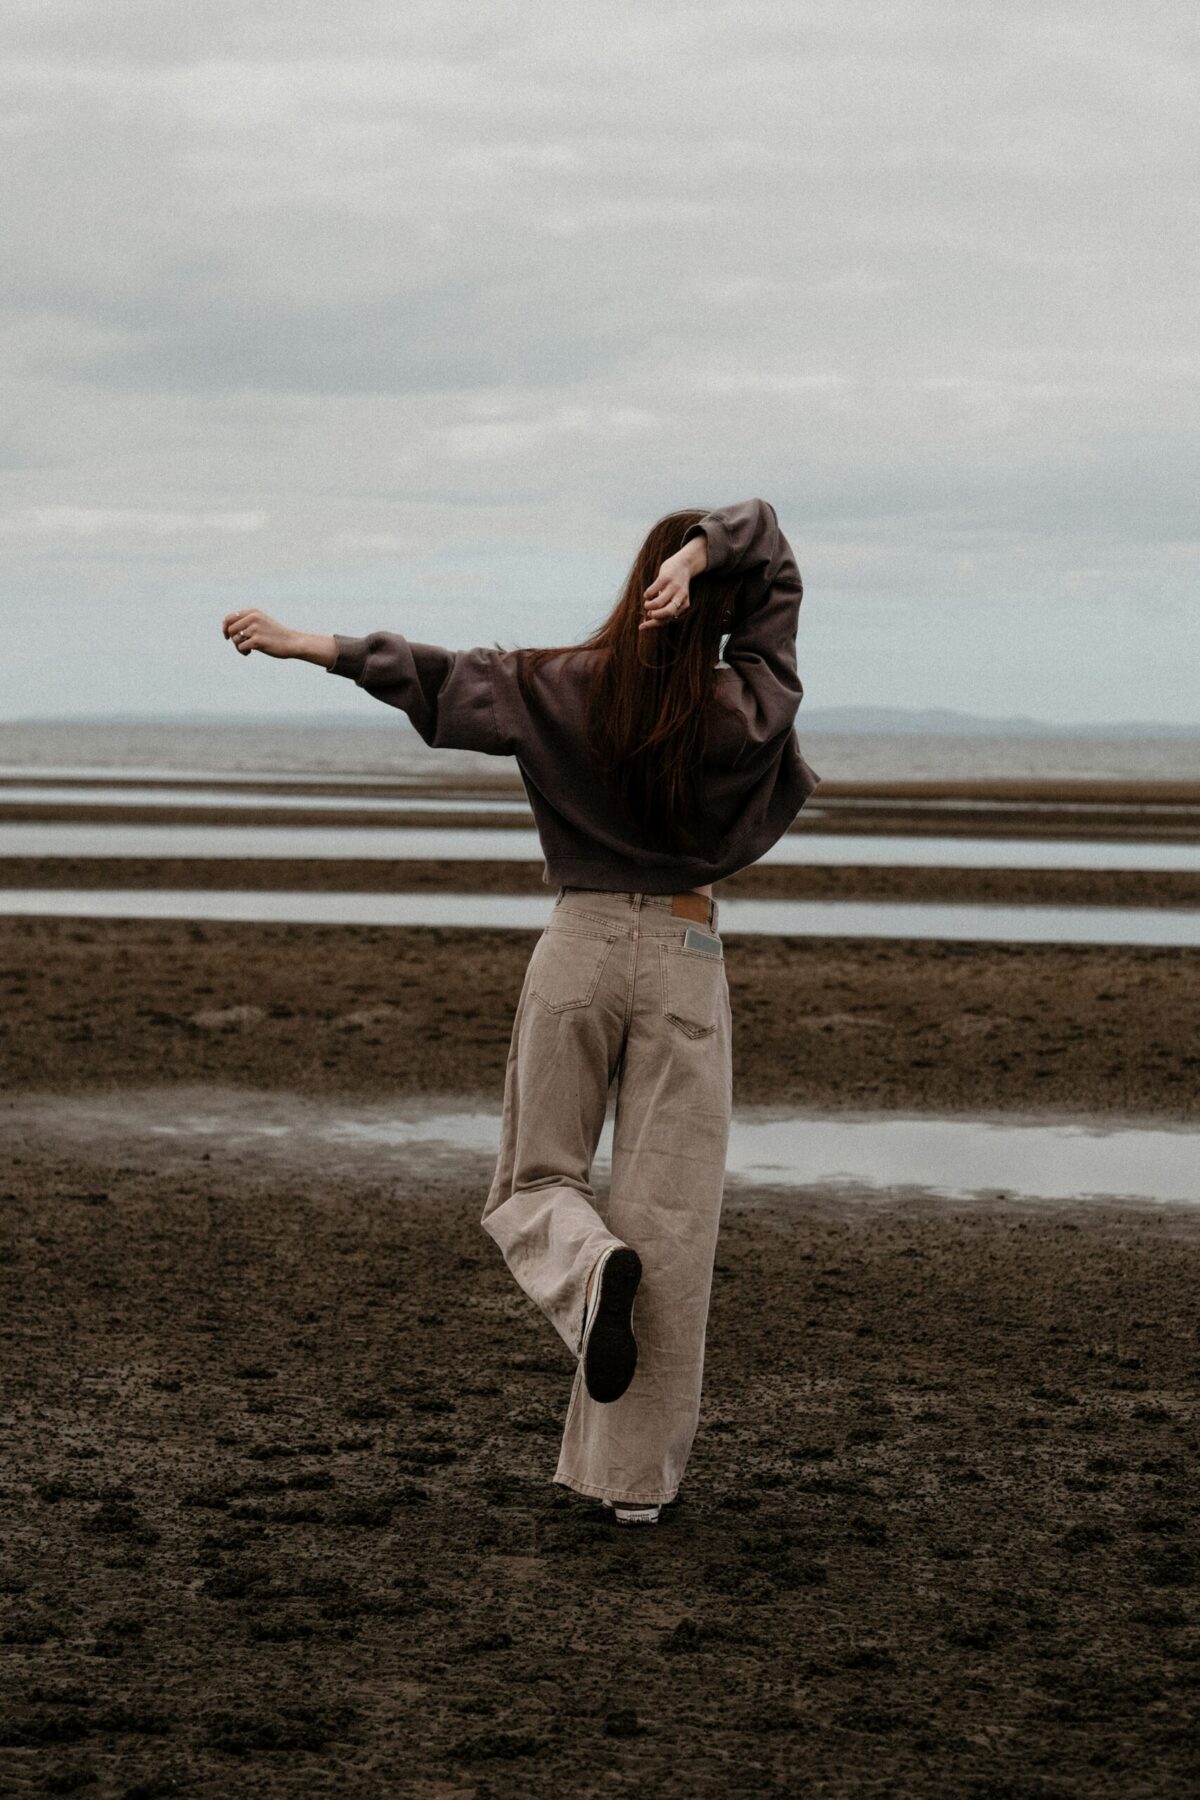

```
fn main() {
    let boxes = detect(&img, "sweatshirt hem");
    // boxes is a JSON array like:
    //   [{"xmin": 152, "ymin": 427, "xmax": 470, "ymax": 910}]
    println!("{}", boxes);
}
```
[{"xmin": 547, "ymin": 858, "xmax": 724, "ymax": 895}]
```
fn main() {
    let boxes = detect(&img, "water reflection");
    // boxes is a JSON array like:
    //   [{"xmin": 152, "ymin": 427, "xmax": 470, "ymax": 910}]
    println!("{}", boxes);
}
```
[
  {"xmin": 0, "ymin": 785, "xmax": 529, "ymax": 815},
  {"xmin": 2, "ymin": 821, "xmax": 1198, "ymax": 871},
  {"xmin": 1, "ymin": 885, "xmax": 1198, "ymax": 945},
  {"xmin": 5, "ymin": 778, "xmax": 1197, "ymax": 825},
  {"xmin": 16, "ymin": 1089, "xmax": 1197, "ymax": 1205},
  {"xmin": 0, "ymin": 764, "xmax": 452, "ymax": 787}
]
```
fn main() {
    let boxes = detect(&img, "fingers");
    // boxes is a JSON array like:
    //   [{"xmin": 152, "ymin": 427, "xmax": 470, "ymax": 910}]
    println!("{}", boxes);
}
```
[
  {"xmin": 224, "ymin": 608, "xmax": 258, "ymax": 653},
  {"xmin": 642, "ymin": 560, "xmax": 693, "ymax": 630},
  {"xmin": 639, "ymin": 587, "xmax": 690, "ymax": 631}
]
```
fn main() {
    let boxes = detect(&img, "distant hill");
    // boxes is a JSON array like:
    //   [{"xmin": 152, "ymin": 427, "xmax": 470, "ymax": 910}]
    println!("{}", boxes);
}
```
[{"xmin": 799, "ymin": 706, "xmax": 1200, "ymax": 738}]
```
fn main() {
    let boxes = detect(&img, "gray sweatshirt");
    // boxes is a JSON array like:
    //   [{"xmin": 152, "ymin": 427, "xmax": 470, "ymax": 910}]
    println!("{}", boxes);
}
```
[{"xmin": 326, "ymin": 497, "xmax": 821, "ymax": 892}]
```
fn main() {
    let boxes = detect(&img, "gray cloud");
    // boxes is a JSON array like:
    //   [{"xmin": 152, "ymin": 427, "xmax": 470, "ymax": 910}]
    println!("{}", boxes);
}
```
[{"xmin": 1, "ymin": 0, "xmax": 1197, "ymax": 724}]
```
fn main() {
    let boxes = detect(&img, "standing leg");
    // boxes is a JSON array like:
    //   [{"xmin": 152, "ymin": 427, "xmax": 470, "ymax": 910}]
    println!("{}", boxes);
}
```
[
  {"xmin": 481, "ymin": 917, "xmax": 630, "ymax": 1357},
  {"xmin": 554, "ymin": 923, "xmax": 733, "ymax": 1506}
]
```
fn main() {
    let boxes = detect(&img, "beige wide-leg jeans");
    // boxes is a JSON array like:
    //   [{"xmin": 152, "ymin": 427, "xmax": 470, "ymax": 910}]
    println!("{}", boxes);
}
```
[{"xmin": 481, "ymin": 886, "xmax": 733, "ymax": 1506}]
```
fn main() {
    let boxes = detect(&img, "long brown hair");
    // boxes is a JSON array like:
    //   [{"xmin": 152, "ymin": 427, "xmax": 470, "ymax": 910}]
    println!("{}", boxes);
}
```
[{"xmin": 514, "ymin": 509, "xmax": 748, "ymax": 857}]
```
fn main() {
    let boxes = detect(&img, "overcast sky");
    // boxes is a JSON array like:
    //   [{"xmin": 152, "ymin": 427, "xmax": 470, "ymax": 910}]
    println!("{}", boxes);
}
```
[{"xmin": 2, "ymin": 1, "xmax": 1197, "ymax": 727}]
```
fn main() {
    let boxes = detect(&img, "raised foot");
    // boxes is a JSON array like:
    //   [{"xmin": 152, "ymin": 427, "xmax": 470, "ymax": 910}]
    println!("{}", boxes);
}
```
[{"xmin": 580, "ymin": 1245, "xmax": 642, "ymax": 1404}]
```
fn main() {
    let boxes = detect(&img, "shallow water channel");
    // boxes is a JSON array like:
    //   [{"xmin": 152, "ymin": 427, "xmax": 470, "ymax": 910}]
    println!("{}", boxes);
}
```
[
  {"xmin": 0, "ymin": 785, "xmax": 530, "ymax": 815},
  {"xmin": 12, "ymin": 1089, "xmax": 1197, "ymax": 1206},
  {"xmin": 2, "ymin": 820, "xmax": 1197, "ymax": 871},
  {"xmin": 2, "ymin": 885, "xmax": 1198, "ymax": 946}
]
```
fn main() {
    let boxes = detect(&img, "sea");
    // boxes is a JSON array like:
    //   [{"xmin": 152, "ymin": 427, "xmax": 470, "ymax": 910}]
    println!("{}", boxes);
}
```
[{"xmin": 3, "ymin": 720, "xmax": 1200, "ymax": 783}]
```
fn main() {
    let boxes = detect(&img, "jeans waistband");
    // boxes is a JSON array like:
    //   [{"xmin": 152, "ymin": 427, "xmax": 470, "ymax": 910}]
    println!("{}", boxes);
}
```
[{"xmin": 555, "ymin": 885, "xmax": 719, "ymax": 935}]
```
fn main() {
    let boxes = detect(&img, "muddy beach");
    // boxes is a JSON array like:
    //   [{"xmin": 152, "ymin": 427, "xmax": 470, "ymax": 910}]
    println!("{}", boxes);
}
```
[
  {"xmin": 2, "ymin": 1111, "xmax": 1198, "ymax": 1797},
  {"xmin": 1, "ymin": 897, "xmax": 1198, "ymax": 1794},
  {"xmin": 0, "ymin": 911, "xmax": 1196, "ymax": 1118}
]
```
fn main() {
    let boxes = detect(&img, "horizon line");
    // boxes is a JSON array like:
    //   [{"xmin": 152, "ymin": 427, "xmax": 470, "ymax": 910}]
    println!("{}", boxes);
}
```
[{"xmin": 3, "ymin": 708, "xmax": 1200, "ymax": 737}]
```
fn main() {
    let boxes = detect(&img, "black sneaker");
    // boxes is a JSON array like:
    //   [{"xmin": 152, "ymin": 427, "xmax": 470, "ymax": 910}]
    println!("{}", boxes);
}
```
[{"xmin": 580, "ymin": 1244, "xmax": 642, "ymax": 1403}]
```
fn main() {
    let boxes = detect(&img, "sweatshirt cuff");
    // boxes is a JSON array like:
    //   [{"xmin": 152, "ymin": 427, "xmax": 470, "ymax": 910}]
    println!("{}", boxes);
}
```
[
  {"xmin": 681, "ymin": 516, "xmax": 731, "ymax": 573},
  {"xmin": 326, "ymin": 633, "xmax": 370, "ymax": 681}
]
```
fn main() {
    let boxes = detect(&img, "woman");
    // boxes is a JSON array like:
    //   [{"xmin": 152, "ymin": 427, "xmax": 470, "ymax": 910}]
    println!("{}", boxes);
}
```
[{"xmin": 222, "ymin": 497, "xmax": 819, "ymax": 1526}]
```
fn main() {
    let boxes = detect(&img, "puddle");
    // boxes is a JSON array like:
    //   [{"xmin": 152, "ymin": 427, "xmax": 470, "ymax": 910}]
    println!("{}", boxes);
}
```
[
  {"xmin": 1, "ymin": 821, "xmax": 1198, "ymax": 871},
  {"xmin": 9, "ymin": 1089, "xmax": 1197, "ymax": 1205},
  {"xmin": 0, "ymin": 785, "xmax": 529, "ymax": 815},
  {"xmin": 323, "ymin": 1106, "xmax": 1200, "ymax": 1204},
  {"xmin": 0, "ymin": 886, "xmax": 1197, "ymax": 946},
  {"xmin": 0, "ymin": 764, "xmax": 457, "ymax": 787},
  {"xmin": 816, "ymin": 796, "xmax": 1200, "ymax": 818}
]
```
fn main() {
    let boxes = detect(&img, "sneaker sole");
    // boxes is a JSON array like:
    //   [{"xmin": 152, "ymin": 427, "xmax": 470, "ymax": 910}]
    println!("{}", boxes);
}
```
[
  {"xmin": 603, "ymin": 1501, "xmax": 661, "ymax": 1526},
  {"xmin": 582, "ymin": 1246, "xmax": 642, "ymax": 1404}
]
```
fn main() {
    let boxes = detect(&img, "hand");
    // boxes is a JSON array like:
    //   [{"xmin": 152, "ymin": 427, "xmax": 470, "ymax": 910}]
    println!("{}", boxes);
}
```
[
  {"xmin": 222, "ymin": 608, "xmax": 298, "ymax": 659},
  {"xmin": 641, "ymin": 549, "xmax": 696, "ymax": 632}
]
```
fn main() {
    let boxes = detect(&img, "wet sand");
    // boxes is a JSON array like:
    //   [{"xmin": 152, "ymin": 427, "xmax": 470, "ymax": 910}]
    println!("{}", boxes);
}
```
[
  {"xmin": 2, "ymin": 1112, "xmax": 1198, "ymax": 1796},
  {"xmin": 2, "ymin": 787, "xmax": 1198, "ymax": 1794},
  {"xmin": 0, "ymin": 912, "xmax": 1196, "ymax": 1117},
  {"xmin": 4, "ymin": 772, "xmax": 1200, "ymax": 841}
]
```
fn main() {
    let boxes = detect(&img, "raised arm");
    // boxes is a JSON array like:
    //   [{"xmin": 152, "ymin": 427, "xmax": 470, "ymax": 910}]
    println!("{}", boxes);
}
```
[{"xmin": 680, "ymin": 498, "xmax": 804, "ymax": 723}]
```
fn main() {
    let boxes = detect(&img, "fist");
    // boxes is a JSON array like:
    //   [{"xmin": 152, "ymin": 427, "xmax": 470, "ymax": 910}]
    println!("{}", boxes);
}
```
[{"xmin": 222, "ymin": 609, "xmax": 295, "ymax": 658}]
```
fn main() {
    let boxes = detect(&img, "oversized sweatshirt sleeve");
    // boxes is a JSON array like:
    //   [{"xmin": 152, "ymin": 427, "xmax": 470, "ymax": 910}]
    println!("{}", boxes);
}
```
[
  {"xmin": 679, "ymin": 498, "xmax": 804, "ymax": 729},
  {"xmin": 326, "ymin": 631, "xmax": 505, "ymax": 754}
]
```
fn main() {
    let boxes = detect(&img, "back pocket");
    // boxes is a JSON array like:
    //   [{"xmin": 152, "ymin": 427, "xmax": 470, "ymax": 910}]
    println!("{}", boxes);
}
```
[
  {"xmin": 659, "ymin": 941, "xmax": 724, "ymax": 1039},
  {"xmin": 529, "ymin": 927, "xmax": 615, "ymax": 1012}
]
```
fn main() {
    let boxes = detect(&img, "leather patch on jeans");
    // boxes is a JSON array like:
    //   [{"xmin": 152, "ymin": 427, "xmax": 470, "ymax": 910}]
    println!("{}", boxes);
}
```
[{"xmin": 671, "ymin": 892, "xmax": 711, "ymax": 923}]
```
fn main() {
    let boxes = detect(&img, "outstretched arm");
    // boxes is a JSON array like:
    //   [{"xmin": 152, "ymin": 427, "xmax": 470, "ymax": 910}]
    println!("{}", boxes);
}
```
[
  {"xmin": 324, "ymin": 631, "xmax": 504, "ymax": 753},
  {"xmin": 222, "ymin": 609, "xmax": 336, "ymax": 667},
  {"xmin": 221, "ymin": 608, "xmax": 507, "ymax": 755}
]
